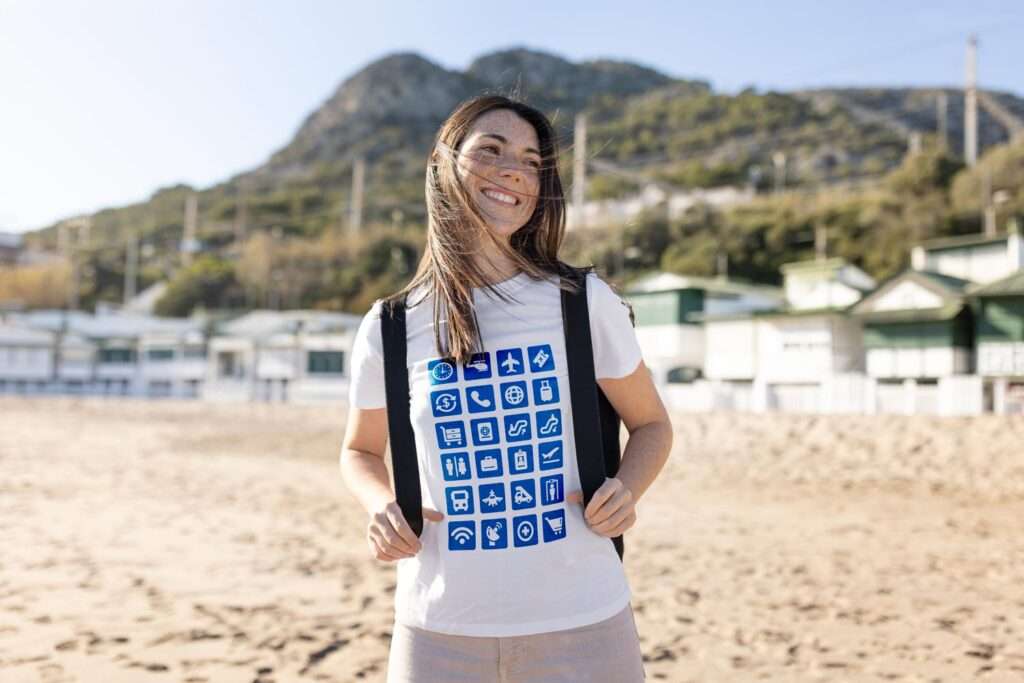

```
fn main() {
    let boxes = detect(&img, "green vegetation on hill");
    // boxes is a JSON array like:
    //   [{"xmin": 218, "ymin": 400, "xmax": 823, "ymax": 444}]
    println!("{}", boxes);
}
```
[{"xmin": 16, "ymin": 49, "xmax": 1024, "ymax": 315}]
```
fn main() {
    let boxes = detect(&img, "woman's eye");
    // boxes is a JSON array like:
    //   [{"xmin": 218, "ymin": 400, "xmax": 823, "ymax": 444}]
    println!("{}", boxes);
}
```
[{"xmin": 479, "ymin": 145, "xmax": 499, "ymax": 155}]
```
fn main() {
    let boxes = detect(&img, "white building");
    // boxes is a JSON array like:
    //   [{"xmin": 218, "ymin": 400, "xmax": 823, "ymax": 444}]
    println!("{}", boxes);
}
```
[
  {"xmin": 4, "ymin": 308, "xmax": 206, "ymax": 396},
  {"xmin": 0, "ymin": 322, "xmax": 54, "ymax": 394},
  {"xmin": 567, "ymin": 184, "xmax": 755, "ymax": 230},
  {"xmin": 624, "ymin": 271, "xmax": 783, "ymax": 383},
  {"xmin": 910, "ymin": 226, "xmax": 1024, "ymax": 286},
  {"xmin": 702, "ymin": 258, "xmax": 875, "ymax": 412},
  {"xmin": 203, "ymin": 310, "xmax": 361, "ymax": 403}
]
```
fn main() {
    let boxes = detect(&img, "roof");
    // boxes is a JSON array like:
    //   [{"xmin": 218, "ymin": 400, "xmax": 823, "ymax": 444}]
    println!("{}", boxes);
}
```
[
  {"xmin": 850, "ymin": 269, "xmax": 970, "ymax": 319},
  {"xmin": 698, "ymin": 304, "xmax": 854, "ymax": 323},
  {"xmin": 780, "ymin": 257, "xmax": 876, "ymax": 293},
  {"xmin": 779, "ymin": 257, "xmax": 849, "ymax": 274},
  {"xmin": 969, "ymin": 270, "xmax": 1024, "ymax": 298},
  {"xmin": 918, "ymin": 232, "xmax": 1009, "ymax": 253},
  {"xmin": 624, "ymin": 271, "xmax": 783, "ymax": 299},
  {"xmin": 122, "ymin": 282, "xmax": 168, "ymax": 315},
  {"xmin": 858, "ymin": 304, "xmax": 965, "ymax": 324},
  {"xmin": 0, "ymin": 232, "xmax": 23, "ymax": 249},
  {"xmin": 8, "ymin": 309, "xmax": 202, "ymax": 340},
  {"xmin": 0, "ymin": 323, "xmax": 53, "ymax": 345},
  {"xmin": 214, "ymin": 310, "xmax": 362, "ymax": 339},
  {"xmin": 914, "ymin": 270, "xmax": 973, "ymax": 293}
]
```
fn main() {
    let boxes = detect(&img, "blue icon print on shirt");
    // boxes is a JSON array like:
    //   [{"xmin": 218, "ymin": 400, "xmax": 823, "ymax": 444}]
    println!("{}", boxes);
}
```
[
  {"xmin": 537, "ymin": 440, "xmax": 563, "ymax": 470},
  {"xmin": 496, "ymin": 348, "xmax": 525, "ymax": 376},
  {"xmin": 435, "ymin": 421, "xmax": 466, "ymax": 450},
  {"xmin": 540, "ymin": 474, "xmax": 564, "ymax": 505},
  {"xmin": 470, "ymin": 417, "xmax": 500, "ymax": 446},
  {"xmin": 440, "ymin": 452, "xmax": 472, "ymax": 481},
  {"xmin": 465, "ymin": 385, "xmax": 495, "ymax": 414},
  {"xmin": 532, "ymin": 377, "xmax": 559, "ymax": 405},
  {"xmin": 510, "ymin": 478, "xmax": 536, "ymax": 510},
  {"xmin": 430, "ymin": 389, "xmax": 462, "ymax": 418},
  {"xmin": 503, "ymin": 413, "xmax": 532, "ymax": 442},
  {"xmin": 513, "ymin": 514, "xmax": 539, "ymax": 547},
  {"xmin": 527, "ymin": 344, "xmax": 554, "ymax": 373},
  {"xmin": 478, "ymin": 482, "xmax": 506, "ymax": 513},
  {"xmin": 499, "ymin": 381, "xmax": 529, "ymax": 410},
  {"xmin": 428, "ymin": 358, "xmax": 458, "ymax": 385},
  {"xmin": 445, "ymin": 486, "xmax": 474, "ymax": 516},
  {"xmin": 448, "ymin": 521, "xmax": 476, "ymax": 551},
  {"xmin": 463, "ymin": 352, "xmax": 492, "ymax": 381},
  {"xmin": 507, "ymin": 444, "xmax": 534, "ymax": 475},
  {"xmin": 474, "ymin": 449, "xmax": 503, "ymax": 478},
  {"xmin": 480, "ymin": 518, "xmax": 508, "ymax": 549},
  {"xmin": 535, "ymin": 409, "xmax": 562, "ymax": 438},
  {"xmin": 542, "ymin": 509, "xmax": 567, "ymax": 543}
]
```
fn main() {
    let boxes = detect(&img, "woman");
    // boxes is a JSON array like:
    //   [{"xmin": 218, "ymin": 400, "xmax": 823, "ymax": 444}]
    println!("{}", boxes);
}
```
[{"xmin": 340, "ymin": 95, "xmax": 673, "ymax": 682}]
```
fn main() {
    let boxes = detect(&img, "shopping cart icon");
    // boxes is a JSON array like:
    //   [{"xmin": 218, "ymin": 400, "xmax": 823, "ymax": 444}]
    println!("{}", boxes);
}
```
[
  {"xmin": 545, "ymin": 516, "xmax": 563, "ymax": 535},
  {"xmin": 542, "ymin": 509, "xmax": 566, "ymax": 542}
]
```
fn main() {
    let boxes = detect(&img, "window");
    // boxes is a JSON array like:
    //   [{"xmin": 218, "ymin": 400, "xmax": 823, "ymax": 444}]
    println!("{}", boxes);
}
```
[
  {"xmin": 307, "ymin": 350, "xmax": 344, "ymax": 375},
  {"xmin": 100, "ymin": 348, "xmax": 136, "ymax": 364},
  {"xmin": 146, "ymin": 348, "xmax": 174, "ymax": 362},
  {"xmin": 667, "ymin": 366, "xmax": 702, "ymax": 384},
  {"xmin": 183, "ymin": 346, "xmax": 207, "ymax": 359},
  {"xmin": 217, "ymin": 352, "xmax": 243, "ymax": 378}
]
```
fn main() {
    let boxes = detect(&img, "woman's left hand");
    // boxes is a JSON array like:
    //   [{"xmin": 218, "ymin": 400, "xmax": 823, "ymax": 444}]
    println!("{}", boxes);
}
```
[{"xmin": 566, "ymin": 477, "xmax": 636, "ymax": 538}]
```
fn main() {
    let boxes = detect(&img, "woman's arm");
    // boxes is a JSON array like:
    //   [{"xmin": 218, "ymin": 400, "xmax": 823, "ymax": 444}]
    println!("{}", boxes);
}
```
[
  {"xmin": 340, "ymin": 404, "xmax": 442, "ymax": 561},
  {"xmin": 567, "ymin": 360, "xmax": 673, "ymax": 537}
]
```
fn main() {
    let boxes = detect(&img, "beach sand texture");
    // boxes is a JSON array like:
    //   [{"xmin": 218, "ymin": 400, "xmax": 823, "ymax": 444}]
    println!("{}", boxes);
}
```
[{"xmin": 1, "ymin": 397, "xmax": 1023, "ymax": 682}]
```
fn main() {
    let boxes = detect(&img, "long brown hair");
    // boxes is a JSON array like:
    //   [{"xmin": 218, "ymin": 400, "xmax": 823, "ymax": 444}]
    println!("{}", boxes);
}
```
[{"xmin": 389, "ymin": 95, "xmax": 583, "ymax": 364}]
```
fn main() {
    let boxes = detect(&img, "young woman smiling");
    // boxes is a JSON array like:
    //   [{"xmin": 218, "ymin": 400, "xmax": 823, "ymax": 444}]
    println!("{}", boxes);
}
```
[{"xmin": 340, "ymin": 95, "xmax": 672, "ymax": 682}]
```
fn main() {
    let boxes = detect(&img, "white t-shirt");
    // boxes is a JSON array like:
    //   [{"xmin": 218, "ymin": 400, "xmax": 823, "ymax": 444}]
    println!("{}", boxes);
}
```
[{"xmin": 347, "ymin": 270, "xmax": 643, "ymax": 637}]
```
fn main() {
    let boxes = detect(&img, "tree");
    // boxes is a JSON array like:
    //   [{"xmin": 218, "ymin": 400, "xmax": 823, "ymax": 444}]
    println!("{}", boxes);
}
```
[{"xmin": 154, "ymin": 256, "xmax": 243, "ymax": 316}]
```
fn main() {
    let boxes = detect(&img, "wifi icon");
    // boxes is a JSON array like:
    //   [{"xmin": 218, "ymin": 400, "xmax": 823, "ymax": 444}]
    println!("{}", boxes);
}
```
[{"xmin": 448, "ymin": 522, "xmax": 476, "ymax": 551}]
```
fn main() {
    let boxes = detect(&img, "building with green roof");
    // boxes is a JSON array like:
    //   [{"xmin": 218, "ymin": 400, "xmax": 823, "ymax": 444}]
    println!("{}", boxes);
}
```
[{"xmin": 970, "ymin": 270, "xmax": 1024, "ymax": 414}]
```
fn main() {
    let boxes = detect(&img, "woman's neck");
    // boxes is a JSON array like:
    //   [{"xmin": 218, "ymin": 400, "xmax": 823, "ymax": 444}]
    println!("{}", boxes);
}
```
[{"xmin": 473, "ymin": 235, "xmax": 520, "ymax": 285}]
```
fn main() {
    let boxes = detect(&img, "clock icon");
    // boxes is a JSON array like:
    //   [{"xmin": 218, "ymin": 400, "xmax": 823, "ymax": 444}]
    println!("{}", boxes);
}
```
[{"xmin": 430, "ymin": 360, "xmax": 455, "ymax": 383}]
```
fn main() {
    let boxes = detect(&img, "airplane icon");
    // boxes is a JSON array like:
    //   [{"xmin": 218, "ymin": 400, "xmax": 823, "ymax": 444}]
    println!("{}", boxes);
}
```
[
  {"xmin": 501, "ymin": 354, "xmax": 520, "ymax": 374},
  {"xmin": 497, "ymin": 349, "xmax": 525, "ymax": 376}
]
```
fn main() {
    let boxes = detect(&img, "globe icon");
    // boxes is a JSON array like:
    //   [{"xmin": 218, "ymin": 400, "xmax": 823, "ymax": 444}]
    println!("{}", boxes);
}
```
[{"xmin": 504, "ymin": 385, "xmax": 525, "ymax": 405}]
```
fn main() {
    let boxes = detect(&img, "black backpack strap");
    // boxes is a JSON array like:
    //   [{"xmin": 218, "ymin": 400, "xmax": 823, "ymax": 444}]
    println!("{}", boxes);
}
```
[
  {"xmin": 561, "ymin": 270, "xmax": 625, "ymax": 560},
  {"xmin": 379, "ymin": 297, "xmax": 424, "ymax": 537}
]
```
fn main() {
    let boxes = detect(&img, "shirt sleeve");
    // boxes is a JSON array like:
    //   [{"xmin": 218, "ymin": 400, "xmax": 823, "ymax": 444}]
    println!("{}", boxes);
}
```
[
  {"xmin": 347, "ymin": 301, "xmax": 387, "ymax": 409},
  {"xmin": 586, "ymin": 273, "xmax": 643, "ymax": 380}
]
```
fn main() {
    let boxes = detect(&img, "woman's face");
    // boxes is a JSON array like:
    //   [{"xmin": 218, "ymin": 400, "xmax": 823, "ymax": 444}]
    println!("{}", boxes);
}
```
[{"xmin": 455, "ymin": 109, "xmax": 542, "ymax": 239}]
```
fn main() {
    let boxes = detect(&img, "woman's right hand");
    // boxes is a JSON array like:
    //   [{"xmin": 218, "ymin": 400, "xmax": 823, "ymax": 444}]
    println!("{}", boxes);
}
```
[{"xmin": 366, "ymin": 501, "xmax": 444, "ymax": 562}]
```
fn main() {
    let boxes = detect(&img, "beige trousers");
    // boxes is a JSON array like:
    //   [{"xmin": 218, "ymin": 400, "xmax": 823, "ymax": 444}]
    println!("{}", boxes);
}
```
[{"xmin": 386, "ymin": 604, "xmax": 646, "ymax": 683}]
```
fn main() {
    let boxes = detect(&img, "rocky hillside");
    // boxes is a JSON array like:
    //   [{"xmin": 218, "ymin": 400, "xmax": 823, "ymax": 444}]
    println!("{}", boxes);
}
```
[{"xmin": 20, "ymin": 48, "xmax": 1024, "ymax": 314}]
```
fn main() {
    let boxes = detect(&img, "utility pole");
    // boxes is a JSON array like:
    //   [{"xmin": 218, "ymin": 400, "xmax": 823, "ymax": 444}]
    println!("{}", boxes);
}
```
[
  {"xmin": 123, "ymin": 231, "xmax": 139, "ymax": 306},
  {"xmin": 772, "ymin": 152, "xmax": 787, "ymax": 194},
  {"xmin": 815, "ymin": 224, "xmax": 828, "ymax": 261},
  {"xmin": 964, "ymin": 34, "xmax": 979, "ymax": 167},
  {"xmin": 349, "ymin": 157, "xmax": 365, "ymax": 237},
  {"xmin": 234, "ymin": 197, "xmax": 248, "ymax": 244},
  {"xmin": 936, "ymin": 91, "xmax": 948, "ymax": 152},
  {"xmin": 62, "ymin": 217, "xmax": 91, "ymax": 311},
  {"xmin": 982, "ymin": 169, "xmax": 996, "ymax": 236},
  {"xmin": 573, "ymin": 113, "xmax": 587, "ymax": 231},
  {"xmin": 716, "ymin": 251, "xmax": 729, "ymax": 280},
  {"xmin": 182, "ymin": 193, "xmax": 198, "ymax": 265}
]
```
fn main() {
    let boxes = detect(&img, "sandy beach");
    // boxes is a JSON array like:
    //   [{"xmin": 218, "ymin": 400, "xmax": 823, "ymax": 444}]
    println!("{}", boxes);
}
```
[{"xmin": 1, "ymin": 396, "xmax": 1023, "ymax": 682}]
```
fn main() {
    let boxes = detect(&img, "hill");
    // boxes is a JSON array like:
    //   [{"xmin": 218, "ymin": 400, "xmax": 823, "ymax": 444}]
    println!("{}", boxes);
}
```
[{"xmin": 18, "ymin": 48, "xmax": 1024, "ymax": 313}]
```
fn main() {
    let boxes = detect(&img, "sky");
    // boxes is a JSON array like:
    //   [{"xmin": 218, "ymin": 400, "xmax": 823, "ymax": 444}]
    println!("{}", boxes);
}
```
[{"xmin": 2, "ymin": 0, "xmax": 1023, "ymax": 234}]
